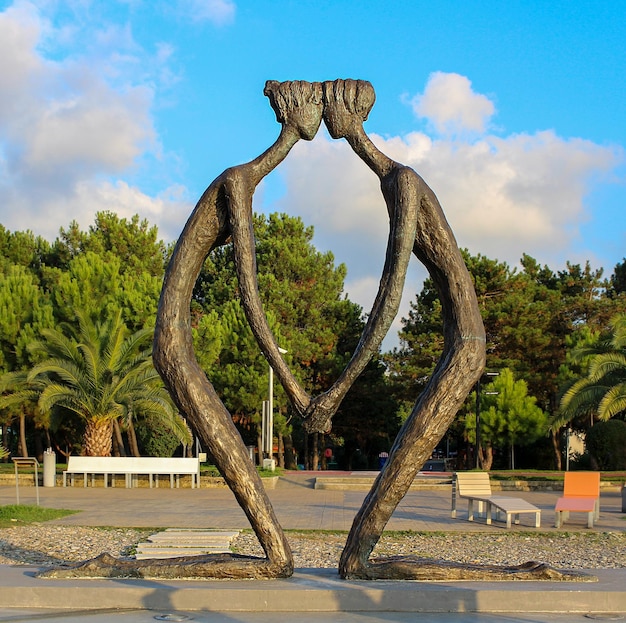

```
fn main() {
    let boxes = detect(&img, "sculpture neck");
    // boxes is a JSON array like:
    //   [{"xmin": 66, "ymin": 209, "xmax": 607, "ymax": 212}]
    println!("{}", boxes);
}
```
[
  {"xmin": 346, "ymin": 125, "xmax": 396, "ymax": 179},
  {"xmin": 247, "ymin": 125, "xmax": 300, "ymax": 183}
]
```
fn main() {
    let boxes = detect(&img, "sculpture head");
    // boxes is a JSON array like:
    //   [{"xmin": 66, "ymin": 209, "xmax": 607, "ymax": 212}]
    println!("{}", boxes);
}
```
[
  {"xmin": 264, "ymin": 80, "xmax": 323, "ymax": 141},
  {"xmin": 322, "ymin": 79, "xmax": 375, "ymax": 139}
]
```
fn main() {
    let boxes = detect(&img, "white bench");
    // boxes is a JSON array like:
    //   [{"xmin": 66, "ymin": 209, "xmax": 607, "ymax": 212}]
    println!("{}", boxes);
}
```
[
  {"xmin": 62, "ymin": 456, "xmax": 201, "ymax": 489},
  {"xmin": 451, "ymin": 471, "xmax": 541, "ymax": 528}
]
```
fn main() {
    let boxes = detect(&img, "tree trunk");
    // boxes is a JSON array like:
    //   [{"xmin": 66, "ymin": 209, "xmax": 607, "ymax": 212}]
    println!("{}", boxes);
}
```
[
  {"xmin": 312, "ymin": 432, "xmax": 319, "ymax": 470},
  {"xmin": 481, "ymin": 445, "xmax": 494, "ymax": 471},
  {"xmin": 277, "ymin": 431, "xmax": 284, "ymax": 468},
  {"xmin": 551, "ymin": 429, "xmax": 562, "ymax": 471},
  {"xmin": 18, "ymin": 411, "xmax": 27, "ymax": 457},
  {"xmin": 283, "ymin": 432, "xmax": 297, "ymax": 469},
  {"xmin": 112, "ymin": 420, "xmax": 127, "ymax": 456},
  {"xmin": 83, "ymin": 419, "xmax": 113, "ymax": 457},
  {"xmin": 127, "ymin": 420, "xmax": 141, "ymax": 457}
]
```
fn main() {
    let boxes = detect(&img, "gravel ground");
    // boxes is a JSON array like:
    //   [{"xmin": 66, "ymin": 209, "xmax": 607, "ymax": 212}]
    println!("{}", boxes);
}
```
[{"xmin": 1, "ymin": 525, "xmax": 625, "ymax": 570}]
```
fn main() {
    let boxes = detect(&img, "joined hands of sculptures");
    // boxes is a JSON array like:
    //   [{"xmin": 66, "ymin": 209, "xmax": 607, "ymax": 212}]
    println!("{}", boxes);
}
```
[{"xmin": 40, "ymin": 81, "xmax": 585, "ymax": 583}]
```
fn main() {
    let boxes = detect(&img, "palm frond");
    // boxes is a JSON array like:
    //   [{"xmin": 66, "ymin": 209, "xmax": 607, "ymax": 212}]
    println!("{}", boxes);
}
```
[{"xmin": 597, "ymin": 383, "xmax": 626, "ymax": 420}]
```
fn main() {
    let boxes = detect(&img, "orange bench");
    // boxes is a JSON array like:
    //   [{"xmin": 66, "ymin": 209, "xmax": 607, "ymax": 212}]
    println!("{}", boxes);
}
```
[{"xmin": 554, "ymin": 471, "xmax": 600, "ymax": 528}]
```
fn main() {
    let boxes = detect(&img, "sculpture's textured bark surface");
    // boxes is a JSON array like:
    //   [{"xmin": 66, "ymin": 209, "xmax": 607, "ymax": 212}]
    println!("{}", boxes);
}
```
[
  {"xmin": 45, "ymin": 80, "xmax": 578, "ymax": 583},
  {"xmin": 318, "ymin": 80, "xmax": 486, "ymax": 578},
  {"xmin": 39, "ymin": 553, "xmax": 288, "ymax": 580},
  {"xmin": 151, "ymin": 82, "xmax": 327, "ymax": 578}
]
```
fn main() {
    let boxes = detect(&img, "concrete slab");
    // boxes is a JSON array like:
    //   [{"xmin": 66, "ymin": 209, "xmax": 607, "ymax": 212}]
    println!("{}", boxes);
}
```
[
  {"xmin": 136, "ymin": 529, "xmax": 240, "ymax": 559},
  {"xmin": 0, "ymin": 472, "xmax": 624, "ymax": 617},
  {"xmin": 0, "ymin": 611, "xmax": 617, "ymax": 622},
  {"xmin": 0, "ymin": 565, "xmax": 625, "ymax": 614},
  {"xmin": 2, "ymin": 475, "xmax": 624, "ymax": 533}
]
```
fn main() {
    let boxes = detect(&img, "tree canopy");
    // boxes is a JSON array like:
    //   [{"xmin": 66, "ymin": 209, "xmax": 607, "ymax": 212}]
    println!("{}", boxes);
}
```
[
  {"xmin": 0, "ymin": 310, "xmax": 190, "ymax": 457},
  {"xmin": 388, "ymin": 249, "xmax": 624, "ymax": 469},
  {"xmin": 556, "ymin": 313, "xmax": 626, "ymax": 427},
  {"xmin": 0, "ymin": 211, "xmax": 623, "ymax": 470}
]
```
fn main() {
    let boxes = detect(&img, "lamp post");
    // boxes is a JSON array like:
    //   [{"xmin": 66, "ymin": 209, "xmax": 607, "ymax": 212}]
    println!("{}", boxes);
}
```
[{"xmin": 263, "ymin": 347, "xmax": 287, "ymax": 460}]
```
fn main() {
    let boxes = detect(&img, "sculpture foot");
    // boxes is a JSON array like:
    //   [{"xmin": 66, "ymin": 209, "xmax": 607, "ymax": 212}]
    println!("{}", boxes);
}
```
[
  {"xmin": 340, "ymin": 556, "xmax": 596, "ymax": 582},
  {"xmin": 36, "ymin": 552, "xmax": 293, "ymax": 580}
]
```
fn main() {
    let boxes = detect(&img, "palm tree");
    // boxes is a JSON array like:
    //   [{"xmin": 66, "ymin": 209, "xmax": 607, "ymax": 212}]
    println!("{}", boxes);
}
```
[
  {"xmin": 555, "ymin": 314, "xmax": 626, "ymax": 428},
  {"xmin": 0, "ymin": 310, "xmax": 190, "ymax": 456}
]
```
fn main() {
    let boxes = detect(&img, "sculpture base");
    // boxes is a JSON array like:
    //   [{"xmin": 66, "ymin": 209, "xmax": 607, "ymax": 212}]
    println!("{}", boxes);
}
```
[{"xmin": 37, "ymin": 552, "xmax": 593, "ymax": 582}]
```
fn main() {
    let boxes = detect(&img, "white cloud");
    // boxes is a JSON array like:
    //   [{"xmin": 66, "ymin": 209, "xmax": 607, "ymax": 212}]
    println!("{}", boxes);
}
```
[
  {"xmin": 0, "ymin": 1, "xmax": 188, "ymax": 242},
  {"xmin": 2, "ymin": 177, "xmax": 191, "ymax": 242},
  {"xmin": 184, "ymin": 0, "xmax": 235, "ymax": 25},
  {"xmin": 410, "ymin": 72, "xmax": 496, "ymax": 137},
  {"xmin": 376, "ymin": 129, "xmax": 620, "ymax": 262},
  {"xmin": 273, "ymin": 80, "xmax": 621, "ymax": 350}
]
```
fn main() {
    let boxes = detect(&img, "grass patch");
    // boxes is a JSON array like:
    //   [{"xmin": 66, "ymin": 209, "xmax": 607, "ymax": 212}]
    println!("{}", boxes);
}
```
[
  {"xmin": 200, "ymin": 465, "xmax": 283, "ymax": 478},
  {"xmin": 257, "ymin": 466, "xmax": 283, "ymax": 477},
  {"xmin": 0, "ymin": 505, "xmax": 79, "ymax": 528}
]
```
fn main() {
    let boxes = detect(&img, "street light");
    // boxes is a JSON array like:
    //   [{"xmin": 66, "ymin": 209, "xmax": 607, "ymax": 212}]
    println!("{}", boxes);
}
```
[{"xmin": 263, "ymin": 347, "xmax": 287, "ymax": 460}]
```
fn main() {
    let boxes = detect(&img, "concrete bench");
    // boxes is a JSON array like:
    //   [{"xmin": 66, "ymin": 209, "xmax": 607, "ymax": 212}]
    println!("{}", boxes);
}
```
[
  {"xmin": 451, "ymin": 471, "xmax": 541, "ymax": 529},
  {"xmin": 62, "ymin": 456, "xmax": 200, "ymax": 489},
  {"xmin": 554, "ymin": 471, "xmax": 600, "ymax": 528}
]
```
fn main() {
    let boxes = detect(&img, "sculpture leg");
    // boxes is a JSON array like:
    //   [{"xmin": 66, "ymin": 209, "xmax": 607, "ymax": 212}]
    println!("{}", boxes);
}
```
[
  {"xmin": 339, "ymin": 183, "xmax": 486, "ymax": 579},
  {"xmin": 150, "ymin": 182, "xmax": 294, "ymax": 578},
  {"xmin": 339, "ymin": 336, "xmax": 484, "ymax": 578}
]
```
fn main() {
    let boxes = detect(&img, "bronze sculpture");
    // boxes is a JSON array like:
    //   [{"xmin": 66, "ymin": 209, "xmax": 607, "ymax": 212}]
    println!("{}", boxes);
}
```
[
  {"xmin": 42, "ymin": 80, "xmax": 580, "ymax": 582},
  {"xmin": 152, "ymin": 78, "xmax": 485, "ymax": 578}
]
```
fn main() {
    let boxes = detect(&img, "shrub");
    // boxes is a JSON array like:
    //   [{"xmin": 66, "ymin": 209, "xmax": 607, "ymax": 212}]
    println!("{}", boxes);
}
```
[
  {"xmin": 134, "ymin": 417, "xmax": 183, "ymax": 457},
  {"xmin": 585, "ymin": 420, "xmax": 626, "ymax": 470}
]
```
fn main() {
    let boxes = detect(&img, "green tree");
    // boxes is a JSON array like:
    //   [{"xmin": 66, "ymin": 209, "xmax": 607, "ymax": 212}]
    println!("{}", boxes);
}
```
[
  {"xmin": 0, "ymin": 226, "xmax": 51, "ymax": 274},
  {"xmin": 556, "ymin": 314, "xmax": 626, "ymax": 427},
  {"xmin": 0, "ymin": 214, "xmax": 169, "ymax": 458},
  {"xmin": 0, "ymin": 264, "xmax": 54, "ymax": 456},
  {"xmin": 464, "ymin": 368, "xmax": 548, "ymax": 470},
  {"xmin": 42, "ymin": 212, "xmax": 166, "ymax": 331},
  {"xmin": 609, "ymin": 258, "xmax": 626, "ymax": 297},
  {"xmin": 195, "ymin": 213, "xmax": 351, "ymax": 391},
  {"xmin": 51, "ymin": 212, "xmax": 167, "ymax": 277},
  {"xmin": 0, "ymin": 310, "xmax": 190, "ymax": 456},
  {"xmin": 391, "ymin": 250, "xmax": 617, "ymax": 469},
  {"xmin": 42, "ymin": 250, "xmax": 161, "ymax": 332},
  {"xmin": 192, "ymin": 212, "xmax": 384, "ymax": 463},
  {"xmin": 585, "ymin": 420, "xmax": 626, "ymax": 470}
]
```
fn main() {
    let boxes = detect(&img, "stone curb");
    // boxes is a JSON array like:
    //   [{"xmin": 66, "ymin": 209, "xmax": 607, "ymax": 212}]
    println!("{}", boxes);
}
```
[{"xmin": 0, "ymin": 566, "xmax": 625, "ymax": 614}]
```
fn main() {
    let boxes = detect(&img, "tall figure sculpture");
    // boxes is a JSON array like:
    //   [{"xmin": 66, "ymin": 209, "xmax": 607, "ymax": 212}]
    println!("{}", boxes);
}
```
[
  {"xmin": 153, "ymin": 78, "xmax": 486, "ymax": 579},
  {"xmin": 42, "ymin": 80, "xmax": 495, "ymax": 581}
]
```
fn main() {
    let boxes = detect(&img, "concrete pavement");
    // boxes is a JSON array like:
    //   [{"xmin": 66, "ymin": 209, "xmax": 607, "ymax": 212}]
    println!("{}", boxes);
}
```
[
  {"xmin": 0, "ymin": 472, "xmax": 625, "ymax": 617},
  {"xmin": 2, "ymin": 471, "xmax": 624, "ymax": 532}
]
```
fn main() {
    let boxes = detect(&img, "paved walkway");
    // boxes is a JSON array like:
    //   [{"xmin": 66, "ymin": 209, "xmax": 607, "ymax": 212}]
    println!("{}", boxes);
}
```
[
  {"xmin": 0, "ymin": 472, "xmax": 625, "ymax": 620},
  {"xmin": 2, "ymin": 471, "xmax": 624, "ymax": 532}
]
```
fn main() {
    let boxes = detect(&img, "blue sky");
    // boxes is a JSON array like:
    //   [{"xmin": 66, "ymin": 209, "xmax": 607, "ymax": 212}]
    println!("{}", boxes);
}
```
[{"xmin": 1, "ymin": 0, "xmax": 624, "ymax": 349}]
